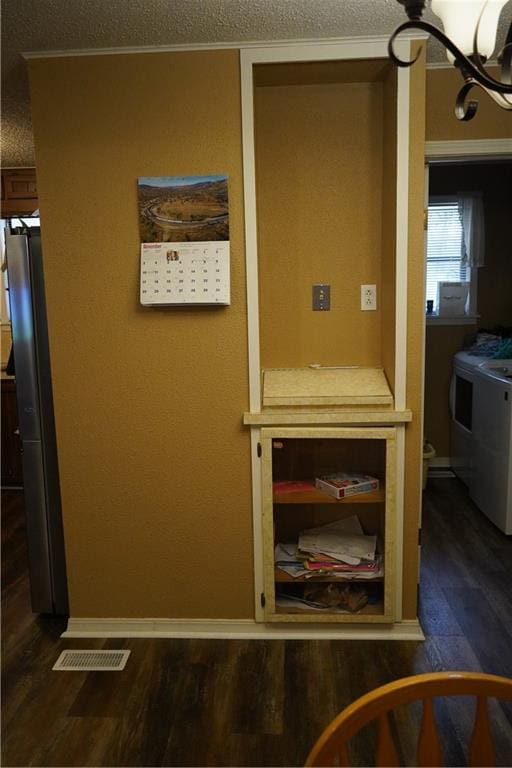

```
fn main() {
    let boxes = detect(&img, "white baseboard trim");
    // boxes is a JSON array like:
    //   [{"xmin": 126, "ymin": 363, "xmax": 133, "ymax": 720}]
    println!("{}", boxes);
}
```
[{"xmin": 63, "ymin": 617, "xmax": 424, "ymax": 641}]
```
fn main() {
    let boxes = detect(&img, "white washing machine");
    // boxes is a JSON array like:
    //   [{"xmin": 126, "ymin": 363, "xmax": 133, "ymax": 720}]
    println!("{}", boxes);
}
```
[{"xmin": 470, "ymin": 361, "xmax": 512, "ymax": 535}]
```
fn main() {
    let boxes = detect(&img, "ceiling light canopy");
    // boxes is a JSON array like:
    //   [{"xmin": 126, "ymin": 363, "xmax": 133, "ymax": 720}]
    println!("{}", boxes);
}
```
[{"xmin": 389, "ymin": 0, "xmax": 512, "ymax": 120}]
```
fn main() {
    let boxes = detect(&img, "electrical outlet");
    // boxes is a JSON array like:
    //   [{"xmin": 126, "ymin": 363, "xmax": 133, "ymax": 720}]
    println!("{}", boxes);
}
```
[{"xmin": 361, "ymin": 284, "xmax": 377, "ymax": 311}]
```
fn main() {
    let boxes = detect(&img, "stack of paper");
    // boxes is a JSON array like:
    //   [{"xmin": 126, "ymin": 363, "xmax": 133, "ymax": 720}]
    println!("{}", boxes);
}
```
[
  {"xmin": 274, "ymin": 515, "xmax": 382, "ymax": 580},
  {"xmin": 274, "ymin": 543, "xmax": 309, "ymax": 579},
  {"xmin": 299, "ymin": 515, "xmax": 376, "ymax": 563}
]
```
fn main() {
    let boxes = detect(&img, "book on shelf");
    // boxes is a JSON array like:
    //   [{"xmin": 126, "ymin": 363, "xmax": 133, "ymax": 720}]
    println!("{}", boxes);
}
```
[
  {"xmin": 315, "ymin": 473, "xmax": 379, "ymax": 500},
  {"xmin": 272, "ymin": 479, "xmax": 316, "ymax": 494}
]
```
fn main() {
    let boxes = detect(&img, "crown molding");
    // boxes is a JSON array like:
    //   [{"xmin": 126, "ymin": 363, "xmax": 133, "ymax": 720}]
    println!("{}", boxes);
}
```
[
  {"xmin": 22, "ymin": 31, "xmax": 428, "ymax": 60},
  {"xmin": 427, "ymin": 59, "xmax": 499, "ymax": 70},
  {"xmin": 426, "ymin": 139, "xmax": 512, "ymax": 159},
  {"xmin": 427, "ymin": 61, "xmax": 456, "ymax": 70}
]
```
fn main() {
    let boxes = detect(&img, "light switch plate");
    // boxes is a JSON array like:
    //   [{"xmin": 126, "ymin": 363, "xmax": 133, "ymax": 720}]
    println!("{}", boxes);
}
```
[{"xmin": 313, "ymin": 284, "xmax": 330, "ymax": 311}]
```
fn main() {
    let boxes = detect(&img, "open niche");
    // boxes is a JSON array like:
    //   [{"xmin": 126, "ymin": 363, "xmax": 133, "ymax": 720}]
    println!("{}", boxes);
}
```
[{"xmin": 253, "ymin": 57, "xmax": 399, "ymax": 394}]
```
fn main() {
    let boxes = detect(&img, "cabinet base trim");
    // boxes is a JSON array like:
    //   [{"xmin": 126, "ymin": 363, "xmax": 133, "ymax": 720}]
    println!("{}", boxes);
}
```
[{"xmin": 63, "ymin": 617, "xmax": 424, "ymax": 641}]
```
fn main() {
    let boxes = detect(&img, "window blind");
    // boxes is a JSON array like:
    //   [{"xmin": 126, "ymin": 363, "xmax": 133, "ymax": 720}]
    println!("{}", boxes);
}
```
[{"xmin": 426, "ymin": 202, "xmax": 468, "ymax": 312}]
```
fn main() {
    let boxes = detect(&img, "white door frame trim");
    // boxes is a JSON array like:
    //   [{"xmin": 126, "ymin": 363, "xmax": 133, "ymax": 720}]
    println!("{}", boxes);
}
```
[
  {"xmin": 240, "ymin": 38, "xmax": 413, "ymax": 624},
  {"xmin": 425, "ymin": 138, "xmax": 512, "ymax": 160}
]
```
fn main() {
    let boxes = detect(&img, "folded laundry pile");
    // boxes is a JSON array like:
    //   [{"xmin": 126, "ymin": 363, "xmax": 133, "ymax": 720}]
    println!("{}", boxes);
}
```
[{"xmin": 465, "ymin": 329, "xmax": 512, "ymax": 358}]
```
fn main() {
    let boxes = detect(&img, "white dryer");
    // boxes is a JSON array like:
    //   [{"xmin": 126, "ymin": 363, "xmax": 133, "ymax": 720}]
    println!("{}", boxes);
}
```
[{"xmin": 470, "ymin": 361, "xmax": 512, "ymax": 535}]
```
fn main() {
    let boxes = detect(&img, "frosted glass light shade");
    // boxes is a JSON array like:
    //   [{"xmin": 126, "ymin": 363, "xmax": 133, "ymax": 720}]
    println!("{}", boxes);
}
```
[{"xmin": 431, "ymin": 0, "xmax": 507, "ymax": 63}]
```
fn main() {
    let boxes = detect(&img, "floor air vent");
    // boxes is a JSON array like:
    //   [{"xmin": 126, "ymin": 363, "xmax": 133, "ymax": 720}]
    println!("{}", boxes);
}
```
[{"xmin": 53, "ymin": 649, "xmax": 131, "ymax": 671}]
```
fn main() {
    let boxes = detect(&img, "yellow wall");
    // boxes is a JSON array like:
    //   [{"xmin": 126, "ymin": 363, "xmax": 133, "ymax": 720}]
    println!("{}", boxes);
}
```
[
  {"xmin": 29, "ymin": 51, "xmax": 253, "ymax": 618},
  {"xmin": 380, "ymin": 67, "xmax": 398, "ymax": 394},
  {"xmin": 1, "ymin": 326, "xmax": 12, "ymax": 368},
  {"xmin": 255, "ymin": 74, "xmax": 384, "ymax": 368},
  {"xmin": 426, "ymin": 66, "xmax": 511, "ymax": 140},
  {"xmin": 28, "ymin": 45, "xmax": 429, "ymax": 622}
]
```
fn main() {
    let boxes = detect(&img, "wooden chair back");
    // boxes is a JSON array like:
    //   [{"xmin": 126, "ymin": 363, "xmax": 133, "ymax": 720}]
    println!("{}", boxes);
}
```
[{"xmin": 305, "ymin": 671, "xmax": 512, "ymax": 767}]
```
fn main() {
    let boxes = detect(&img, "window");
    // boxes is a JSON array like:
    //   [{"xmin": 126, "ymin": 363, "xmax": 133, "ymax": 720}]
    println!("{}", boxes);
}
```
[
  {"xmin": 1, "ymin": 217, "xmax": 41, "ymax": 324},
  {"xmin": 426, "ymin": 198, "xmax": 476, "ymax": 318}
]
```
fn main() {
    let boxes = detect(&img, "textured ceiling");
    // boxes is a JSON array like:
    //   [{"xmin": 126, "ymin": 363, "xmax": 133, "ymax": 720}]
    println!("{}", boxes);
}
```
[{"xmin": 2, "ymin": 0, "xmax": 511, "ymax": 166}]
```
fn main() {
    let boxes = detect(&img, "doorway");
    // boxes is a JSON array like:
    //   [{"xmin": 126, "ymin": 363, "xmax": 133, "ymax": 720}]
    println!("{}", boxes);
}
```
[
  {"xmin": 419, "ymin": 150, "xmax": 512, "ymax": 639},
  {"xmin": 423, "ymin": 158, "xmax": 512, "ymax": 476}
]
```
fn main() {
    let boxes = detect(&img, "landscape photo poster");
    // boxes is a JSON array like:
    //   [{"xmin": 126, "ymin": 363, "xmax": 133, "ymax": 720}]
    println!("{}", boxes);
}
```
[
  {"xmin": 137, "ymin": 174, "xmax": 230, "ymax": 306},
  {"xmin": 138, "ymin": 174, "xmax": 229, "ymax": 244}
]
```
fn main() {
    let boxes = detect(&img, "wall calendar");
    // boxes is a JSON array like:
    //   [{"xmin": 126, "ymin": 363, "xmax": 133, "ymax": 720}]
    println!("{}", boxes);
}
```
[
  {"xmin": 140, "ymin": 241, "xmax": 230, "ymax": 305},
  {"xmin": 138, "ymin": 174, "xmax": 230, "ymax": 306}
]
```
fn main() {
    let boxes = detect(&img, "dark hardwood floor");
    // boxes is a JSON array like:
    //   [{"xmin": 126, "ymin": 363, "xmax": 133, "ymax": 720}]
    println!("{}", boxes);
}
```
[{"xmin": 2, "ymin": 481, "xmax": 512, "ymax": 767}]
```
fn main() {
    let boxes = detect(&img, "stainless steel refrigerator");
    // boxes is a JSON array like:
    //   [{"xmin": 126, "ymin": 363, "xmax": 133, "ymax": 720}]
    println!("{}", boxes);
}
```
[{"xmin": 5, "ymin": 226, "xmax": 68, "ymax": 614}]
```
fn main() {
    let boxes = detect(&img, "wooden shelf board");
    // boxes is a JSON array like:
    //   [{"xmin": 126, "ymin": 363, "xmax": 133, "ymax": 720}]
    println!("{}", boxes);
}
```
[
  {"xmin": 274, "ymin": 602, "xmax": 384, "ymax": 616},
  {"xmin": 274, "ymin": 569, "xmax": 383, "ymax": 583},
  {"xmin": 273, "ymin": 487, "xmax": 385, "ymax": 505},
  {"xmin": 262, "ymin": 367, "xmax": 393, "ymax": 408},
  {"xmin": 243, "ymin": 409, "xmax": 412, "ymax": 425}
]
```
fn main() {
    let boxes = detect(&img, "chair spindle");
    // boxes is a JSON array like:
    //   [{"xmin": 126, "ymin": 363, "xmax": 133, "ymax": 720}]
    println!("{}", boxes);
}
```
[
  {"xmin": 469, "ymin": 695, "xmax": 495, "ymax": 767},
  {"xmin": 417, "ymin": 697, "xmax": 443, "ymax": 767},
  {"xmin": 337, "ymin": 743, "xmax": 350, "ymax": 767},
  {"xmin": 376, "ymin": 713, "xmax": 400, "ymax": 767}
]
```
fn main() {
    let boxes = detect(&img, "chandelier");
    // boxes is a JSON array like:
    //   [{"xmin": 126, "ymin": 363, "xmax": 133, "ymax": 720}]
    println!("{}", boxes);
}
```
[{"xmin": 388, "ymin": 0, "xmax": 512, "ymax": 120}]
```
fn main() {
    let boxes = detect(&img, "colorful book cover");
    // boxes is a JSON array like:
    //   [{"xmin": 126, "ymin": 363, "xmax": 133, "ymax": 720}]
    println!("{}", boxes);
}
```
[
  {"xmin": 315, "ymin": 473, "xmax": 379, "ymax": 500},
  {"xmin": 273, "ymin": 480, "xmax": 316, "ymax": 494}
]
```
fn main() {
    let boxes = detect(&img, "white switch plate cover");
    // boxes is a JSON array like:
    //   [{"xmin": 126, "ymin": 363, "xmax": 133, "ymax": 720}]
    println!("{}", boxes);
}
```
[{"xmin": 361, "ymin": 284, "xmax": 377, "ymax": 311}]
